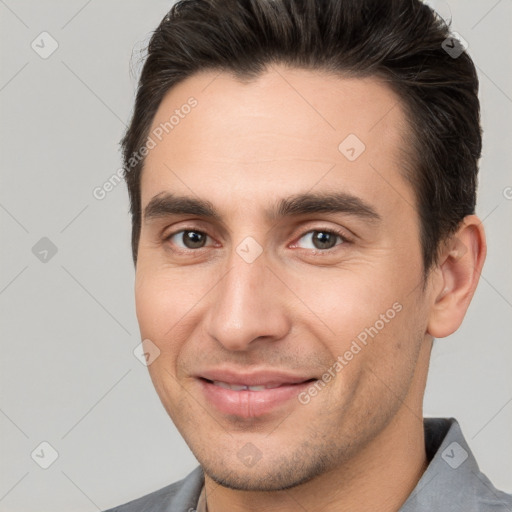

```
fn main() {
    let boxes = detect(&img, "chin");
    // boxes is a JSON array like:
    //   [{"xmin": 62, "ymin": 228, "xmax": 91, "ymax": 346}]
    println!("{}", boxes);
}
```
[{"xmin": 200, "ymin": 451, "xmax": 333, "ymax": 492}]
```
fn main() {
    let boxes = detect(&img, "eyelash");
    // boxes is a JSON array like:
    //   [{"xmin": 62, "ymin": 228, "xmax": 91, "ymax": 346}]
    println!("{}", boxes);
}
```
[{"xmin": 163, "ymin": 226, "xmax": 352, "ymax": 255}]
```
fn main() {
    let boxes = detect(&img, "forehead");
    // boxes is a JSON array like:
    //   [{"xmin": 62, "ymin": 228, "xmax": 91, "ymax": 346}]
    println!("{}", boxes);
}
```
[{"xmin": 140, "ymin": 66, "xmax": 414, "ymax": 219}]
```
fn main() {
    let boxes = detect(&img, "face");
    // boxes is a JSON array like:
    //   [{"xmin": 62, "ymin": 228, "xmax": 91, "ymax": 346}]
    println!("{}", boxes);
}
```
[{"xmin": 135, "ymin": 66, "xmax": 436, "ymax": 491}]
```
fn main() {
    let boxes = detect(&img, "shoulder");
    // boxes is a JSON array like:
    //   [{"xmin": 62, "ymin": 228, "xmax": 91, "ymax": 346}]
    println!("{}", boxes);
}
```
[
  {"xmin": 102, "ymin": 465, "xmax": 204, "ymax": 512},
  {"xmin": 401, "ymin": 418, "xmax": 512, "ymax": 511}
]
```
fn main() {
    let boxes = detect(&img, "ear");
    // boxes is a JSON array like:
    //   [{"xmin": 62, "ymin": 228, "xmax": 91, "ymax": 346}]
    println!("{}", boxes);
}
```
[{"xmin": 427, "ymin": 215, "xmax": 487, "ymax": 339}]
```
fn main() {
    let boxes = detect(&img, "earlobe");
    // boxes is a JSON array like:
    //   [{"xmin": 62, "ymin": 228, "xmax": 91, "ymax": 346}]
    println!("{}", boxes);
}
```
[{"xmin": 427, "ymin": 215, "xmax": 487, "ymax": 339}]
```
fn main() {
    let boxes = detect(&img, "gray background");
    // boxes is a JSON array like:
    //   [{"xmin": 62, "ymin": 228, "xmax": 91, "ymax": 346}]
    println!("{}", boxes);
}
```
[{"xmin": 0, "ymin": 0, "xmax": 511, "ymax": 510}]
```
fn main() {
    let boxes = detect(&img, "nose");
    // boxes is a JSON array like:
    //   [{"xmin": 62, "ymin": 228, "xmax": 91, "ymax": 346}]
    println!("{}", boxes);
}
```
[{"xmin": 204, "ymin": 247, "xmax": 290, "ymax": 351}]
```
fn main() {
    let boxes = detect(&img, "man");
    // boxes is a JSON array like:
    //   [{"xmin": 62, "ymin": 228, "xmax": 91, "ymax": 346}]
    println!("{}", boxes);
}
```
[{"xmin": 104, "ymin": 0, "xmax": 512, "ymax": 510}]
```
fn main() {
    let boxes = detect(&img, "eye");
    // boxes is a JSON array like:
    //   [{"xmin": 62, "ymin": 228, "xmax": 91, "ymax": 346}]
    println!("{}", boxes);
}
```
[
  {"xmin": 165, "ymin": 229, "xmax": 213, "ymax": 250},
  {"xmin": 294, "ymin": 228, "xmax": 348, "ymax": 251},
  {"xmin": 163, "ymin": 227, "xmax": 351, "ymax": 254}
]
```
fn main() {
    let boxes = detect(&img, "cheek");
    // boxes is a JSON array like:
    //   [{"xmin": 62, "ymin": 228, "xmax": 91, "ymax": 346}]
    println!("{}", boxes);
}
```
[
  {"xmin": 290, "ymin": 267, "xmax": 405, "ymax": 345},
  {"xmin": 135, "ymin": 266, "xmax": 199, "ymax": 334},
  {"xmin": 290, "ymin": 265, "xmax": 424, "ymax": 399},
  {"xmin": 134, "ymin": 265, "xmax": 217, "ymax": 382},
  {"xmin": 134, "ymin": 271, "xmax": 192, "ymax": 408},
  {"xmin": 134, "ymin": 269, "xmax": 187, "ymax": 365},
  {"xmin": 359, "ymin": 296, "xmax": 427, "ymax": 405}
]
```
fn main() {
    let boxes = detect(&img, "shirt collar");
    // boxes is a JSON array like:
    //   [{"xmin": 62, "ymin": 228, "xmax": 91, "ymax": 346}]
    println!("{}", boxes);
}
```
[{"xmin": 400, "ymin": 417, "xmax": 511, "ymax": 511}]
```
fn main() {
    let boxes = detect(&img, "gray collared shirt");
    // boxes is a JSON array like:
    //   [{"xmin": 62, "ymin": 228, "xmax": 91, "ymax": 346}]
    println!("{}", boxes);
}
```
[{"xmin": 103, "ymin": 418, "xmax": 512, "ymax": 511}]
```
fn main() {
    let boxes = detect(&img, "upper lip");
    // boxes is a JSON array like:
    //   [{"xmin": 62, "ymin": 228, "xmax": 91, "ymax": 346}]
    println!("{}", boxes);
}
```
[{"xmin": 196, "ymin": 368, "xmax": 316, "ymax": 387}]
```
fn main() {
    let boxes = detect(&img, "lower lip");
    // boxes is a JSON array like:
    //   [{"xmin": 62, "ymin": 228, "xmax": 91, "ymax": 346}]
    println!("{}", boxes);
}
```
[{"xmin": 198, "ymin": 379, "xmax": 314, "ymax": 418}]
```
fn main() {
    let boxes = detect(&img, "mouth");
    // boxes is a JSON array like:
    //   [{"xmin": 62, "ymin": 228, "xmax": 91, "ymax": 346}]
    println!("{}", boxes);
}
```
[
  {"xmin": 201, "ymin": 377, "xmax": 316, "ymax": 391},
  {"xmin": 196, "ymin": 375, "xmax": 318, "ymax": 418}
]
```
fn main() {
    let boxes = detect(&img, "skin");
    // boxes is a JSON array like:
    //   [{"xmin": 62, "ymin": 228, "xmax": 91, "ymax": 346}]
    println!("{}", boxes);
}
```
[{"xmin": 134, "ymin": 65, "xmax": 486, "ymax": 512}]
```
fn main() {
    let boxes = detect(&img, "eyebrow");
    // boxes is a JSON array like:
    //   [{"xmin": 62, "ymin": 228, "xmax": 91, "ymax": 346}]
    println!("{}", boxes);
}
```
[{"xmin": 143, "ymin": 191, "xmax": 381, "ymax": 225}]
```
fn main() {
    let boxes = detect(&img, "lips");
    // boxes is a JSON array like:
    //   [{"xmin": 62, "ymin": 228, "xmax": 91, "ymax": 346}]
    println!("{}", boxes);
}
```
[
  {"xmin": 195, "ymin": 368, "xmax": 317, "ymax": 418},
  {"xmin": 197, "ymin": 368, "xmax": 315, "ymax": 387},
  {"xmin": 210, "ymin": 381, "xmax": 283, "ymax": 391}
]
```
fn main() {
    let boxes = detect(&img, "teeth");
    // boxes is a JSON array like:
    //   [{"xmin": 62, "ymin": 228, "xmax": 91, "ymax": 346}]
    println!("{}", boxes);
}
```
[
  {"xmin": 213, "ymin": 381, "xmax": 233, "ymax": 389},
  {"xmin": 212, "ymin": 381, "xmax": 281, "ymax": 391},
  {"xmin": 230, "ymin": 384, "xmax": 248, "ymax": 391}
]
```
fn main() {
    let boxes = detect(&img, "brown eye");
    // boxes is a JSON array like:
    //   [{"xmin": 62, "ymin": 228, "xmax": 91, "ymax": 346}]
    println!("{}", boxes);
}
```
[
  {"xmin": 295, "ymin": 229, "xmax": 347, "ymax": 251},
  {"xmin": 167, "ymin": 230, "xmax": 210, "ymax": 249}
]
